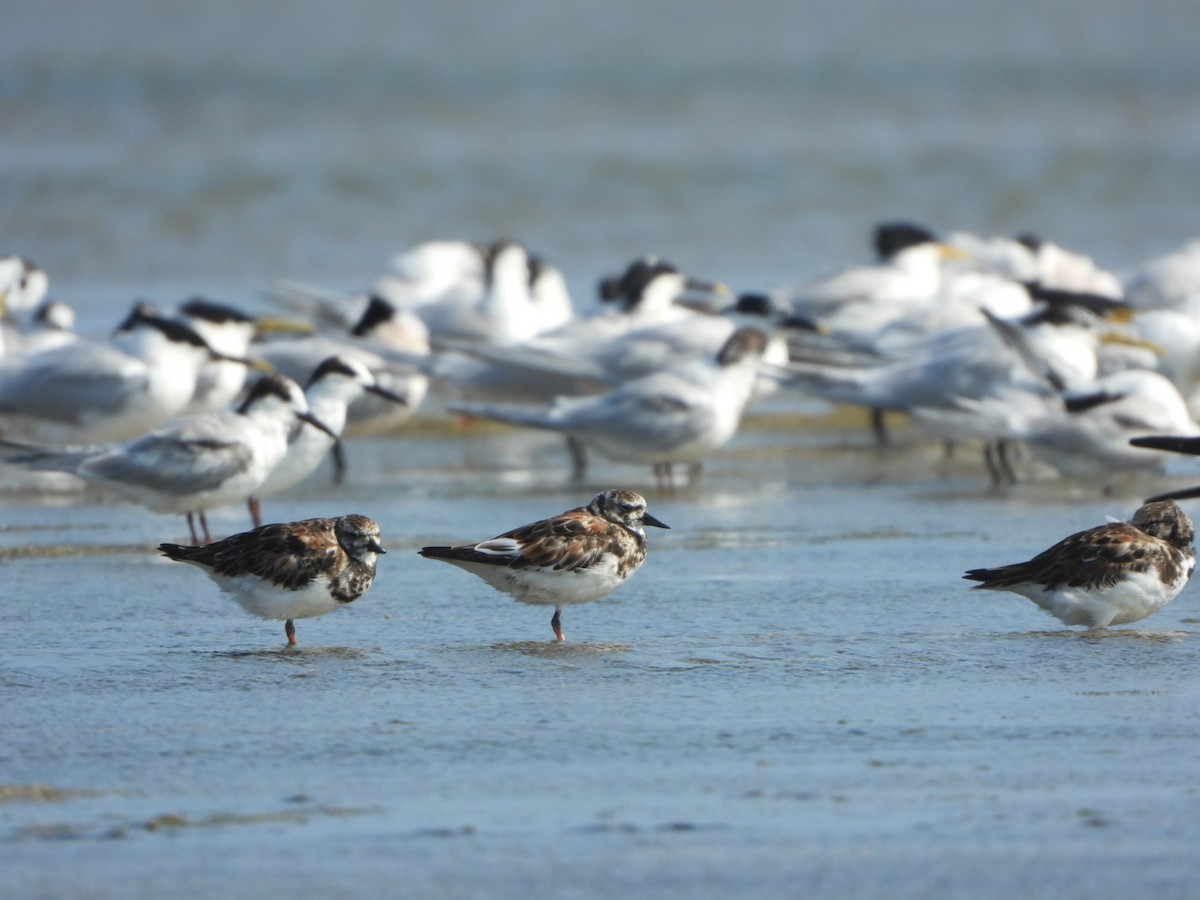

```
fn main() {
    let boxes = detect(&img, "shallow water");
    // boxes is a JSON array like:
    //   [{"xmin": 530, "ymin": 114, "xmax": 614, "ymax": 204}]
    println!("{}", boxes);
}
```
[{"xmin": 4, "ymin": 422, "xmax": 1200, "ymax": 898}]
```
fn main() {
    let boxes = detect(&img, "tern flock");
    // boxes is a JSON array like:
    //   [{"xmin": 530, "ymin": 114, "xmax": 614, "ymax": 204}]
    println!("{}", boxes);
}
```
[{"xmin": 4, "ymin": 226, "xmax": 1200, "ymax": 522}]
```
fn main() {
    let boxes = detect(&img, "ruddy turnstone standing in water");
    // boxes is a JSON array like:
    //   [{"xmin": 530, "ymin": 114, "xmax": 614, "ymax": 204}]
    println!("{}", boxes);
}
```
[
  {"xmin": 964, "ymin": 500, "xmax": 1195, "ymax": 630},
  {"xmin": 159, "ymin": 514, "xmax": 385, "ymax": 645},
  {"xmin": 418, "ymin": 489, "xmax": 668, "ymax": 640}
]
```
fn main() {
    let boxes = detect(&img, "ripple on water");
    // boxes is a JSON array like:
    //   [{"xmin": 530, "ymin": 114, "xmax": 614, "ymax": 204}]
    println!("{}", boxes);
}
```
[
  {"xmin": 992, "ymin": 629, "xmax": 1193, "ymax": 643},
  {"xmin": 486, "ymin": 641, "xmax": 632, "ymax": 658},
  {"xmin": 207, "ymin": 646, "xmax": 376, "ymax": 661}
]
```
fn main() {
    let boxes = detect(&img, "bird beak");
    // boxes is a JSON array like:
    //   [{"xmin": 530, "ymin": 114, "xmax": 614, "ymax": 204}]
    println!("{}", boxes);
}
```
[
  {"xmin": 244, "ymin": 356, "xmax": 276, "ymax": 373},
  {"xmin": 366, "ymin": 383, "xmax": 409, "ymax": 405},
  {"xmin": 936, "ymin": 243, "xmax": 970, "ymax": 261},
  {"xmin": 642, "ymin": 513, "xmax": 670, "ymax": 529},
  {"xmin": 683, "ymin": 278, "xmax": 730, "ymax": 297},
  {"xmin": 213, "ymin": 351, "xmax": 275, "ymax": 373},
  {"xmin": 298, "ymin": 411, "xmax": 339, "ymax": 439},
  {"xmin": 254, "ymin": 316, "xmax": 317, "ymax": 337},
  {"xmin": 779, "ymin": 314, "xmax": 831, "ymax": 335},
  {"xmin": 1098, "ymin": 331, "xmax": 1165, "ymax": 355},
  {"xmin": 368, "ymin": 538, "xmax": 387, "ymax": 554}
]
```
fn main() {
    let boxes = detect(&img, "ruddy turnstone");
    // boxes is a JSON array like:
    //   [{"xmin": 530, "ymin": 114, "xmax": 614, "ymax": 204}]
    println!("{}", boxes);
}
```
[
  {"xmin": 159, "ymin": 514, "xmax": 385, "ymax": 645},
  {"xmin": 963, "ymin": 500, "xmax": 1195, "ymax": 629},
  {"xmin": 418, "ymin": 489, "xmax": 668, "ymax": 640}
]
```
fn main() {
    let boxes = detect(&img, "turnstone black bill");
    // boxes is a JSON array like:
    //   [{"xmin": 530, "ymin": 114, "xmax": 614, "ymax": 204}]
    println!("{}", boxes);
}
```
[
  {"xmin": 418, "ymin": 489, "xmax": 668, "ymax": 641},
  {"xmin": 159, "ymin": 514, "xmax": 385, "ymax": 645},
  {"xmin": 963, "ymin": 500, "xmax": 1195, "ymax": 630}
]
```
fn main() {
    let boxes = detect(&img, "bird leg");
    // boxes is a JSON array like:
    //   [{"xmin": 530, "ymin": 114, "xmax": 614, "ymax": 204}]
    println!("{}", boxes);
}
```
[
  {"xmin": 285, "ymin": 619, "xmax": 297, "ymax": 646},
  {"xmin": 870, "ymin": 408, "xmax": 890, "ymax": 447},
  {"xmin": 198, "ymin": 510, "xmax": 213, "ymax": 544},
  {"xmin": 653, "ymin": 462, "xmax": 676, "ymax": 492},
  {"xmin": 996, "ymin": 439, "xmax": 1019, "ymax": 484},
  {"xmin": 983, "ymin": 439, "xmax": 1018, "ymax": 487},
  {"xmin": 186, "ymin": 511, "xmax": 200, "ymax": 545},
  {"xmin": 330, "ymin": 441, "xmax": 347, "ymax": 485},
  {"xmin": 567, "ymin": 436, "xmax": 588, "ymax": 481},
  {"xmin": 248, "ymin": 496, "xmax": 262, "ymax": 529},
  {"xmin": 979, "ymin": 441, "xmax": 1017, "ymax": 489},
  {"xmin": 550, "ymin": 609, "xmax": 565, "ymax": 642}
]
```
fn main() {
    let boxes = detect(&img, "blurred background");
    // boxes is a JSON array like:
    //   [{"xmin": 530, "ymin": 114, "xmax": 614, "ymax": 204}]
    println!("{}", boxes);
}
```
[{"xmin": 3, "ymin": 0, "xmax": 1198, "ymax": 305}]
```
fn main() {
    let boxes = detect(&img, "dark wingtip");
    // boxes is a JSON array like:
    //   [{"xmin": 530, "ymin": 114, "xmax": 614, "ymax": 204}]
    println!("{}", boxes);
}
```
[
  {"xmin": 1130, "ymin": 435, "xmax": 1200, "ymax": 455},
  {"xmin": 1145, "ymin": 485, "xmax": 1200, "ymax": 503}
]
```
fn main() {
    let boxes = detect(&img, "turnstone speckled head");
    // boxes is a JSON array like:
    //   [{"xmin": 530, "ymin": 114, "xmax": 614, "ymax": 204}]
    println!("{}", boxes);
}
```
[
  {"xmin": 963, "ymin": 500, "xmax": 1195, "ymax": 630},
  {"xmin": 418, "ymin": 489, "xmax": 669, "ymax": 641},
  {"xmin": 159, "ymin": 514, "xmax": 385, "ymax": 645}
]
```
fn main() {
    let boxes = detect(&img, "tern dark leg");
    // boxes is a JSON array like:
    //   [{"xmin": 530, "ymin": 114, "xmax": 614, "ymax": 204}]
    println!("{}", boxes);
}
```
[
  {"xmin": 983, "ymin": 439, "xmax": 1018, "ymax": 487},
  {"xmin": 550, "ymin": 609, "xmax": 564, "ymax": 642},
  {"xmin": 248, "ymin": 496, "xmax": 262, "ymax": 529},
  {"xmin": 285, "ymin": 619, "xmax": 297, "ymax": 646},
  {"xmin": 567, "ymin": 436, "xmax": 588, "ymax": 481},
  {"xmin": 198, "ymin": 511, "xmax": 213, "ymax": 545},
  {"xmin": 870, "ymin": 408, "xmax": 890, "ymax": 447},
  {"xmin": 330, "ymin": 441, "xmax": 347, "ymax": 485},
  {"xmin": 983, "ymin": 441, "xmax": 1000, "ymax": 485},
  {"xmin": 186, "ymin": 512, "xmax": 200, "ymax": 545},
  {"xmin": 996, "ymin": 439, "xmax": 1019, "ymax": 484}
]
